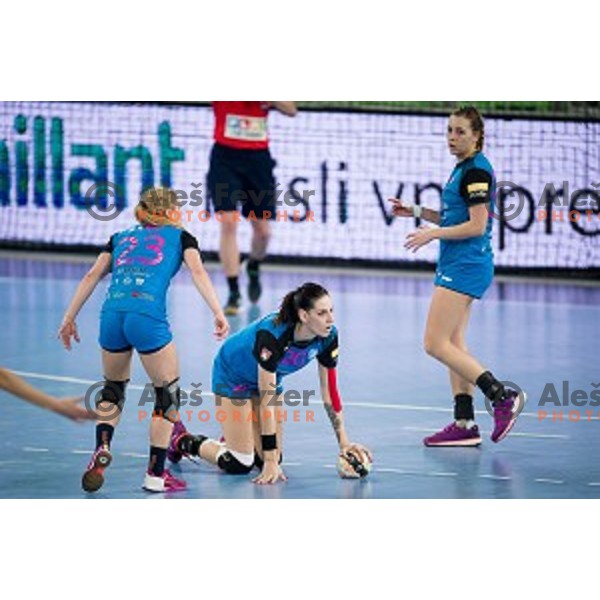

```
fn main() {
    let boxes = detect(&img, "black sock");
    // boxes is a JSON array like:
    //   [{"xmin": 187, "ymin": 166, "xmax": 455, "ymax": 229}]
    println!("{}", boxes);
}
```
[
  {"xmin": 180, "ymin": 434, "xmax": 208, "ymax": 457},
  {"xmin": 454, "ymin": 394, "xmax": 474, "ymax": 421},
  {"xmin": 227, "ymin": 276, "xmax": 240, "ymax": 295},
  {"xmin": 149, "ymin": 446, "xmax": 167, "ymax": 476},
  {"xmin": 476, "ymin": 371, "xmax": 506, "ymax": 405},
  {"xmin": 96, "ymin": 424, "xmax": 114, "ymax": 449},
  {"xmin": 247, "ymin": 259, "xmax": 261, "ymax": 277}
]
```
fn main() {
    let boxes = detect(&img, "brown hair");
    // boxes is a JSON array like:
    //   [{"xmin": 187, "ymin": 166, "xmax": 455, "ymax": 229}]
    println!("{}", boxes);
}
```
[
  {"xmin": 452, "ymin": 105, "xmax": 485, "ymax": 151},
  {"xmin": 134, "ymin": 187, "xmax": 183, "ymax": 228},
  {"xmin": 275, "ymin": 283, "xmax": 330, "ymax": 325}
]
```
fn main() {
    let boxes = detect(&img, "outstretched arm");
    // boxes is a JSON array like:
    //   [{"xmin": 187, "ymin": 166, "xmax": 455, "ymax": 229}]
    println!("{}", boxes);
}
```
[
  {"xmin": 389, "ymin": 198, "xmax": 441, "ymax": 225},
  {"xmin": 183, "ymin": 248, "xmax": 229, "ymax": 341},
  {"xmin": 253, "ymin": 366, "xmax": 287, "ymax": 485},
  {"xmin": 0, "ymin": 367, "xmax": 91, "ymax": 421},
  {"xmin": 58, "ymin": 252, "xmax": 112, "ymax": 350},
  {"xmin": 318, "ymin": 364, "xmax": 351, "ymax": 450}
]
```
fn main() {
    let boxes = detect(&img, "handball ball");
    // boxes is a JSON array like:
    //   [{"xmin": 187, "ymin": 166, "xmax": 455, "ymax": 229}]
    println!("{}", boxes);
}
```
[{"xmin": 337, "ymin": 447, "xmax": 372, "ymax": 479}]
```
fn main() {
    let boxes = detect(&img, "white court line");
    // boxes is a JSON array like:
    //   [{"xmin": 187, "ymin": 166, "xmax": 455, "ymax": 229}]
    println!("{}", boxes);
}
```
[
  {"xmin": 534, "ymin": 478, "xmax": 564, "ymax": 485},
  {"xmin": 22, "ymin": 447, "xmax": 49, "ymax": 453},
  {"xmin": 11, "ymin": 369, "xmax": 569, "ymax": 424},
  {"xmin": 479, "ymin": 474, "xmax": 512, "ymax": 481},
  {"xmin": 70, "ymin": 450, "xmax": 91, "ymax": 455},
  {"xmin": 588, "ymin": 482, "xmax": 600, "ymax": 487},
  {"xmin": 121, "ymin": 452, "xmax": 147, "ymax": 459}
]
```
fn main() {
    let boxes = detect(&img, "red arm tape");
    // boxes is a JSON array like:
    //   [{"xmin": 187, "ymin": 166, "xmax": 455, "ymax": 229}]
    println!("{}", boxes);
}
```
[{"xmin": 327, "ymin": 368, "xmax": 342, "ymax": 414}]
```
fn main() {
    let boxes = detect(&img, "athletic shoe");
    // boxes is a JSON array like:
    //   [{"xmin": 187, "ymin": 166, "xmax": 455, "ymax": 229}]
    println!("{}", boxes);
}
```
[
  {"xmin": 247, "ymin": 263, "xmax": 262, "ymax": 303},
  {"xmin": 491, "ymin": 390, "xmax": 525, "ymax": 443},
  {"xmin": 82, "ymin": 446, "xmax": 113, "ymax": 493},
  {"xmin": 423, "ymin": 423, "xmax": 482, "ymax": 447},
  {"xmin": 167, "ymin": 420, "xmax": 189, "ymax": 464},
  {"xmin": 143, "ymin": 469, "xmax": 187, "ymax": 493},
  {"xmin": 224, "ymin": 291, "xmax": 242, "ymax": 316}
]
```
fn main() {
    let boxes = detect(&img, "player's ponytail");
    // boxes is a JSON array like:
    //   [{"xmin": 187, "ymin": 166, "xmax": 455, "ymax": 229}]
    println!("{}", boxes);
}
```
[
  {"xmin": 452, "ymin": 105, "xmax": 485, "ymax": 151},
  {"xmin": 275, "ymin": 283, "xmax": 330, "ymax": 325},
  {"xmin": 135, "ymin": 187, "xmax": 184, "ymax": 228}
]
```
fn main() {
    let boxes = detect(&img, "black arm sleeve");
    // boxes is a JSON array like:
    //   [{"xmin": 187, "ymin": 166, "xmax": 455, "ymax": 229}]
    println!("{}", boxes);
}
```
[
  {"xmin": 181, "ymin": 231, "xmax": 201, "ymax": 254},
  {"xmin": 102, "ymin": 235, "xmax": 115, "ymax": 254},
  {"xmin": 460, "ymin": 168, "xmax": 493, "ymax": 206},
  {"xmin": 317, "ymin": 333, "xmax": 339, "ymax": 368},
  {"xmin": 253, "ymin": 330, "xmax": 286, "ymax": 373}
]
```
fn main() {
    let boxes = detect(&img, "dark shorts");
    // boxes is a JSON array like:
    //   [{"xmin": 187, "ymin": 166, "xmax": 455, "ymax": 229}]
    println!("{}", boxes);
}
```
[{"xmin": 207, "ymin": 143, "xmax": 277, "ymax": 219}]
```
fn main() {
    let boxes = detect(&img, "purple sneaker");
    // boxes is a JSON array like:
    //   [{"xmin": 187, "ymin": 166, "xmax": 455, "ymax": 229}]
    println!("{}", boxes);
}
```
[
  {"xmin": 167, "ymin": 420, "xmax": 189, "ymax": 464},
  {"xmin": 143, "ymin": 469, "xmax": 187, "ymax": 493},
  {"xmin": 491, "ymin": 390, "xmax": 525, "ymax": 443},
  {"xmin": 82, "ymin": 446, "xmax": 112, "ymax": 493},
  {"xmin": 423, "ymin": 423, "xmax": 482, "ymax": 447}
]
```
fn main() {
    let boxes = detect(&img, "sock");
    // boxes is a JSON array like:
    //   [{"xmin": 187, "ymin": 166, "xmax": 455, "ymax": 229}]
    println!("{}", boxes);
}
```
[
  {"xmin": 148, "ymin": 446, "xmax": 167, "ymax": 476},
  {"xmin": 454, "ymin": 394, "xmax": 475, "ymax": 427},
  {"xmin": 476, "ymin": 371, "xmax": 507, "ymax": 405},
  {"xmin": 247, "ymin": 258, "xmax": 261, "ymax": 277},
  {"xmin": 96, "ymin": 423, "xmax": 114, "ymax": 449},
  {"xmin": 227, "ymin": 276, "xmax": 240, "ymax": 295},
  {"xmin": 180, "ymin": 434, "xmax": 208, "ymax": 457}
]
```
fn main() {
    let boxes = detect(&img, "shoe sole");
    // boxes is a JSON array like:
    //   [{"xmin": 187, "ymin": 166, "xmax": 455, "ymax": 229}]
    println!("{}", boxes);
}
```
[
  {"xmin": 424, "ymin": 438, "xmax": 482, "ymax": 447},
  {"xmin": 82, "ymin": 449, "xmax": 112, "ymax": 493},
  {"xmin": 492, "ymin": 392, "xmax": 527, "ymax": 443},
  {"xmin": 224, "ymin": 305, "xmax": 241, "ymax": 316},
  {"xmin": 142, "ymin": 476, "xmax": 187, "ymax": 493}
]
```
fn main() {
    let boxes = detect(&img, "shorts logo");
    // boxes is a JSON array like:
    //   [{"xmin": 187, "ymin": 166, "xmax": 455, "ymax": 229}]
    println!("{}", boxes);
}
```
[
  {"xmin": 331, "ymin": 348, "xmax": 340, "ymax": 359},
  {"xmin": 259, "ymin": 347, "xmax": 273, "ymax": 363}
]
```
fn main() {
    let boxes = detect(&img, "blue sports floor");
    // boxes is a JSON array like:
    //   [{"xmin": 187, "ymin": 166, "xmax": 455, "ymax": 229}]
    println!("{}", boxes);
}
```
[{"xmin": 1, "ymin": 251, "xmax": 599, "ymax": 499}]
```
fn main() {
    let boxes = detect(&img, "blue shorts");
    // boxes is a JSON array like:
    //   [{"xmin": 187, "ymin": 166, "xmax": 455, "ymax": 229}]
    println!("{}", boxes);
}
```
[
  {"xmin": 434, "ymin": 261, "xmax": 494, "ymax": 300},
  {"xmin": 99, "ymin": 311, "xmax": 173, "ymax": 354},
  {"xmin": 212, "ymin": 355, "xmax": 282, "ymax": 400}
]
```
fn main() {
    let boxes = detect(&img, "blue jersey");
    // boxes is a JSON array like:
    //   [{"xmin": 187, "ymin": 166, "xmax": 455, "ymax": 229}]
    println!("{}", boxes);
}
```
[
  {"xmin": 213, "ymin": 313, "xmax": 339, "ymax": 396},
  {"xmin": 439, "ymin": 152, "xmax": 495, "ymax": 268},
  {"xmin": 101, "ymin": 225, "xmax": 199, "ymax": 320}
]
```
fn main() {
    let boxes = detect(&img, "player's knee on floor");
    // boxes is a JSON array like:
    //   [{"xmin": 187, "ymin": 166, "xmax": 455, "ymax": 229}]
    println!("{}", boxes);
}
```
[
  {"xmin": 153, "ymin": 378, "xmax": 181, "ymax": 422},
  {"xmin": 97, "ymin": 379, "xmax": 129, "ymax": 411},
  {"xmin": 217, "ymin": 448, "xmax": 255, "ymax": 475}
]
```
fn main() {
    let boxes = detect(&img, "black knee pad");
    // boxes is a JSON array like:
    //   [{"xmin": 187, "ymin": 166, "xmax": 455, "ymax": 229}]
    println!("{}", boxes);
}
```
[
  {"xmin": 217, "ymin": 451, "xmax": 254, "ymax": 475},
  {"xmin": 153, "ymin": 378, "xmax": 181, "ymax": 422},
  {"xmin": 97, "ymin": 379, "xmax": 128, "ymax": 411}
]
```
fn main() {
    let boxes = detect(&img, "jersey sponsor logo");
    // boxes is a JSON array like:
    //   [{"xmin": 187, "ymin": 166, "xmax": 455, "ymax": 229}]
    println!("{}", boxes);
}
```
[
  {"xmin": 259, "ymin": 347, "xmax": 273, "ymax": 363},
  {"xmin": 224, "ymin": 115, "xmax": 268, "ymax": 142}
]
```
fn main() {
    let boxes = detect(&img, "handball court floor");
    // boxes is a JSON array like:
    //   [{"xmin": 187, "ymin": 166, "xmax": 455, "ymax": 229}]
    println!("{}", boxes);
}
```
[{"xmin": 1, "ymin": 251, "xmax": 599, "ymax": 499}]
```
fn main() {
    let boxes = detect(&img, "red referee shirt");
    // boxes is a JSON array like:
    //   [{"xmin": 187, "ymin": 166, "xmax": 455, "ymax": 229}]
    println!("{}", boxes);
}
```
[{"xmin": 213, "ymin": 101, "xmax": 270, "ymax": 150}]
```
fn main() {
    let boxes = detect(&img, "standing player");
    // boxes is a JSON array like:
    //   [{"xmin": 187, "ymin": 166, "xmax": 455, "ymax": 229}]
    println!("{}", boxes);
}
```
[
  {"xmin": 390, "ymin": 106, "xmax": 524, "ymax": 447},
  {"xmin": 58, "ymin": 187, "xmax": 229, "ymax": 492},
  {"xmin": 0, "ymin": 367, "xmax": 91, "ymax": 421},
  {"xmin": 168, "ymin": 283, "xmax": 372, "ymax": 484},
  {"xmin": 207, "ymin": 101, "xmax": 298, "ymax": 315}
]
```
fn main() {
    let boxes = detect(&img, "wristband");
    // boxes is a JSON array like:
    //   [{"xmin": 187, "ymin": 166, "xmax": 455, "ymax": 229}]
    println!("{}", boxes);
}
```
[
  {"xmin": 261, "ymin": 434, "xmax": 277, "ymax": 451},
  {"xmin": 413, "ymin": 205, "xmax": 423, "ymax": 219}
]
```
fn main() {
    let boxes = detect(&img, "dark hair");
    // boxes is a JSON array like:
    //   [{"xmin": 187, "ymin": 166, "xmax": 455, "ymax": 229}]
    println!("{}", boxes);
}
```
[
  {"xmin": 275, "ymin": 283, "xmax": 330, "ymax": 325},
  {"xmin": 452, "ymin": 105, "xmax": 485, "ymax": 151}
]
